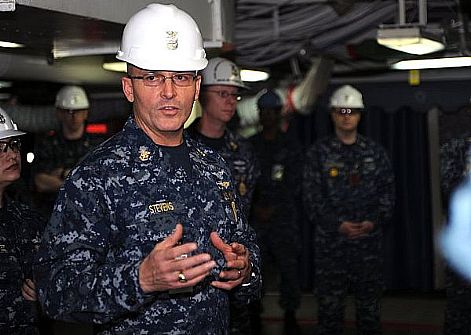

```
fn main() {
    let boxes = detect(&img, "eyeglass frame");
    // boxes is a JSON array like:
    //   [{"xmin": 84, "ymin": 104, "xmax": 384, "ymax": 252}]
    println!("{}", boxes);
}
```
[
  {"xmin": 0, "ymin": 138, "xmax": 21, "ymax": 154},
  {"xmin": 332, "ymin": 108, "xmax": 362, "ymax": 115},
  {"xmin": 127, "ymin": 71, "xmax": 198, "ymax": 87},
  {"xmin": 205, "ymin": 90, "xmax": 242, "ymax": 101}
]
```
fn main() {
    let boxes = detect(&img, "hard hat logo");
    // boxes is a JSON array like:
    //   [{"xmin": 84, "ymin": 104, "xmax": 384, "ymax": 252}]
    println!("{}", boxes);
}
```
[
  {"xmin": 231, "ymin": 65, "xmax": 239, "ymax": 78},
  {"xmin": 166, "ymin": 31, "xmax": 178, "ymax": 50},
  {"xmin": 0, "ymin": 114, "xmax": 5, "ymax": 124}
]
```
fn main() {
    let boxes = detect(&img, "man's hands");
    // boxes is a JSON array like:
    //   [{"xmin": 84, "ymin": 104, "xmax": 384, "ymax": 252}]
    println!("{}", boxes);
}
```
[
  {"xmin": 138, "ymin": 224, "xmax": 252, "ymax": 293},
  {"xmin": 338, "ymin": 220, "xmax": 375, "ymax": 239},
  {"xmin": 210, "ymin": 232, "xmax": 251, "ymax": 290},
  {"xmin": 139, "ymin": 224, "xmax": 216, "ymax": 293}
]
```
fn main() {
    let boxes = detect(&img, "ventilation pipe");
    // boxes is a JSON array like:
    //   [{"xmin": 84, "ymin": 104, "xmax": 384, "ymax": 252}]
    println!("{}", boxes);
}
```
[
  {"xmin": 237, "ymin": 56, "xmax": 334, "ymax": 134},
  {"xmin": 458, "ymin": 0, "xmax": 471, "ymax": 56}
]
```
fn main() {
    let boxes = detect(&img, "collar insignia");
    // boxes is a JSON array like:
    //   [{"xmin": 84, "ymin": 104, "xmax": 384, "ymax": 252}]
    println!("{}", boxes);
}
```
[{"xmin": 139, "ymin": 148, "xmax": 151, "ymax": 161}]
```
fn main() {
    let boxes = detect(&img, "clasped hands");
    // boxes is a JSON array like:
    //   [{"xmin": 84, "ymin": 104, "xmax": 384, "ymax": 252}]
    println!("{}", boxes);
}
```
[
  {"xmin": 338, "ymin": 220, "xmax": 375, "ymax": 239},
  {"xmin": 139, "ymin": 224, "xmax": 251, "ymax": 293}
]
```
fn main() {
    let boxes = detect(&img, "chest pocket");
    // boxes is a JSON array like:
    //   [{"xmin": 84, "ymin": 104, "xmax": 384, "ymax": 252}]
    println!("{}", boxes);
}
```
[{"xmin": 139, "ymin": 200, "xmax": 188, "ymax": 242}]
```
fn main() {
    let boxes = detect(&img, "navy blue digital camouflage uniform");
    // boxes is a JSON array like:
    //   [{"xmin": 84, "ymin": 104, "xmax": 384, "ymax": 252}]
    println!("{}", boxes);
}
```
[
  {"xmin": 249, "ymin": 131, "xmax": 302, "ymax": 313},
  {"xmin": 187, "ymin": 119, "xmax": 260, "ymax": 334},
  {"xmin": 440, "ymin": 134, "xmax": 471, "ymax": 335},
  {"xmin": 34, "ymin": 117, "xmax": 261, "ymax": 334},
  {"xmin": 303, "ymin": 134, "xmax": 395, "ymax": 335},
  {"xmin": 187, "ymin": 119, "xmax": 260, "ymax": 215},
  {"xmin": 1, "ymin": 195, "xmax": 44, "ymax": 335},
  {"xmin": 33, "ymin": 131, "xmax": 103, "ymax": 218}
]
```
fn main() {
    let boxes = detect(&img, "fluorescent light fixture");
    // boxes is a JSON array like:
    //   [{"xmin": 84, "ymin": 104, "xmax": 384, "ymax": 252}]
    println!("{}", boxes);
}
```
[
  {"xmin": 240, "ymin": 69, "xmax": 269, "ymax": 82},
  {"xmin": 0, "ymin": 41, "xmax": 24, "ymax": 48},
  {"xmin": 0, "ymin": 81, "xmax": 12, "ymax": 88},
  {"xmin": 103, "ymin": 61, "xmax": 126, "ymax": 73},
  {"xmin": 377, "ymin": 26, "xmax": 444, "ymax": 55},
  {"xmin": 392, "ymin": 56, "xmax": 471, "ymax": 70}
]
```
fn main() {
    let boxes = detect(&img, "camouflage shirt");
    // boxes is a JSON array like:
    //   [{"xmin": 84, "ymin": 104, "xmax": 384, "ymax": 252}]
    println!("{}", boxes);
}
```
[
  {"xmin": 440, "ymin": 134, "xmax": 471, "ymax": 209},
  {"xmin": 0, "ymin": 196, "xmax": 44, "ymax": 334},
  {"xmin": 303, "ymin": 134, "xmax": 395, "ymax": 238},
  {"xmin": 34, "ymin": 117, "xmax": 261, "ymax": 334},
  {"xmin": 34, "ymin": 130, "xmax": 102, "ymax": 175},
  {"xmin": 249, "ymin": 132, "xmax": 302, "ymax": 211},
  {"xmin": 187, "ymin": 120, "xmax": 260, "ymax": 215}
]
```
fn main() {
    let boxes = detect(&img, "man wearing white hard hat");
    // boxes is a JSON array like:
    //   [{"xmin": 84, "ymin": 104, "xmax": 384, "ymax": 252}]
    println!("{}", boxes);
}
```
[
  {"xmin": 33, "ymin": 85, "xmax": 98, "ymax": 218},
  {"xmin": 187, "ymin": 56, "xmax": 260, "ymax": 334},
  {"xmin": 0, "ymin": 108, "xmax": 45, "ymax": 334},
  {"xmin": 188, "ymin": 57, "xmax": 259, "ymax": 214},
  {"xmin": 34, "ymin": 4, "xmax": 261, "ymax": 334},
  {"xmin": 303, "ymin": 85, "xmax": 395, "ymax": 334}
]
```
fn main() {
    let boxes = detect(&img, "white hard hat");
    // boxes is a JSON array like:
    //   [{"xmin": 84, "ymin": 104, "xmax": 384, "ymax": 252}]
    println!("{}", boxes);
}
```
[
  {"xmin": 0, "ymin": 108, "xmax": 26, "ymax": 140},
  {"xmin": 55, "ymin": 85, "xmax": 89, "ymax": 110},
  {"xmin": 202, "ymin": 57, "xmax": 247, "ymax": 89},
  {"xmin": 116, "ymin": 4, "xmax": 208, "ymax": 71},
  {"xmin": 329, "ymin": 85, "xmax": 364, "ymax": 109}
]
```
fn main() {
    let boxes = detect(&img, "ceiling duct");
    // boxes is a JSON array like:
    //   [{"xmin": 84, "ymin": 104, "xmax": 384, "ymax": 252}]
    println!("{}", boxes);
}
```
[{"xmin": 458, "ymin": 0, "xmax": 471, "ymax": 55}]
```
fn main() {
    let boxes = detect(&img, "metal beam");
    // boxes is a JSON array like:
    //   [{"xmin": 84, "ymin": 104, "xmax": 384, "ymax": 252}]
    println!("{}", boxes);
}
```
[{"xmin": 16, "ymin": 0, "xmax": 234, "ymax": 46}]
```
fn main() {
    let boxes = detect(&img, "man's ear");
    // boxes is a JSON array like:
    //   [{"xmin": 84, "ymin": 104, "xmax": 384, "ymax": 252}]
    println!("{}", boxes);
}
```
[
  {"xmin": 194, "ymin": 75, "xmax": 202, "ymax": 101},
  {"xmin": 122, "ymin": 77, "xmax": 134, "ymax": 103}
]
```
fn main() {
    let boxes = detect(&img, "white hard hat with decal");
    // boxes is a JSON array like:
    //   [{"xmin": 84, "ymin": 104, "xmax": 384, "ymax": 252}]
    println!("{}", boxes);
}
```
[
  {"xmin": 55, "ymin": 85, "xmax": 89, "ymax": 110},
  {"xmin": 329, "ymin": 84, "xmax": 364, "ymax": 109},
  {"xmin": 202, "ymin": 57, "xmax": 247, "ymax": 89},
  {"xmin": 116, "ymin": 3, "xmax": 208, "ymax": 71},
  {"xmin": 0, "ymin": 108, "xmax": 26, "ymax": 140}
]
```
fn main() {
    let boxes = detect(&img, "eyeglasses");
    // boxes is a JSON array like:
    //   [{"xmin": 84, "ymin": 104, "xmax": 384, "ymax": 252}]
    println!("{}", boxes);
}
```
[
  {"xmin": 333, "ymin": 108, "xmax": 361, "ymax": 115},
  {"xmin": 127, "ymin": 72, "xmax": 197, "ymax": 87},
  {"xmin": 206, "ymin": 90, "xmax": 241, "ymax": 101},
  {"xmin": 0, "ymin": 138, "xmax": 21, "ymax": 154}
]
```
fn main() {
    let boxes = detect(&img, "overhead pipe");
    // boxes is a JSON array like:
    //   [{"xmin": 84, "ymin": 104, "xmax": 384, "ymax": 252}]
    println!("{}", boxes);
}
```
[
  {"xmin": 237, "ymin": 56, "xmax": 334, "ymax": 134},
  {"xmin": 457, "ymin": 0, "xmax": 471, "ymax": 56}
]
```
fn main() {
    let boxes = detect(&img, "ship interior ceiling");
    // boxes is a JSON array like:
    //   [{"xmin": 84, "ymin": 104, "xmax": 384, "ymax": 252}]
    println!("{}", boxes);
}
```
[{"xmin": 2, "ymin": 1, "xmax": 471, "ymax": 333}]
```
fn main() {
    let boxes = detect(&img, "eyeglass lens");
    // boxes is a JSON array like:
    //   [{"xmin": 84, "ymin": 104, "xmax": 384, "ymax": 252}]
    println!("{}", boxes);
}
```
[
  {"xmin": 336, "ymin": 108, "xmax": 359, "ymax": 115},
  {"xmin": 0, "ymin": 139, "xmax": 21, "ymax": 153}
]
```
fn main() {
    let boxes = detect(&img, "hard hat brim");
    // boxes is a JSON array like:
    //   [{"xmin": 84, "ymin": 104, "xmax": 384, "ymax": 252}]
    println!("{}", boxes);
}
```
[{"xmin": 0, "ymin": 129, "xmax": 26, "ymax": 140}]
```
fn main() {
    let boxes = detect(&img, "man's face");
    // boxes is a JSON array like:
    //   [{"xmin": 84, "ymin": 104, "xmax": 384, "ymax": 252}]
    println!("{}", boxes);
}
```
[
  {"xmin": 0, "ymin": 137, "xmax": 21, "ymax": 189},
  {"xmin": 201, "ymin": 85, "xmax": 240, "ymax": 125},
  {"xmin": 122, "ymin": 66, "xmax": 201, "ymax": 145},
  {"xmin": 259, "ymin": 107, "xmax": 282, "ymax": 131},
  {"xmin": 331, "ymin": 108, "xmax": 361, "ymax": 132},
  {"xmin": 57, "ymin": 109, "xmax": 88, "ymax": 133}
]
